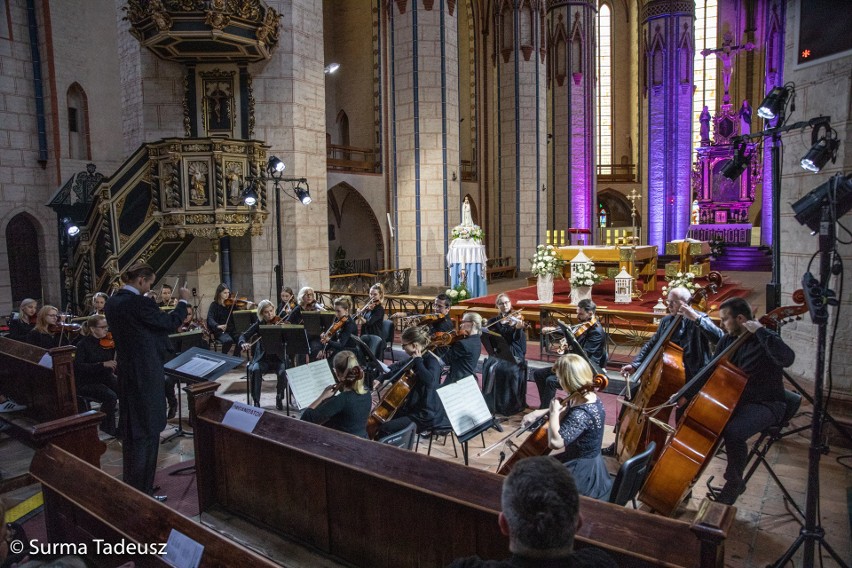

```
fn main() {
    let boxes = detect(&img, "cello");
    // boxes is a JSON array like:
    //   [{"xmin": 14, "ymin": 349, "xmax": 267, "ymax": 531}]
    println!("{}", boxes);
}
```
[
  {"xmin": 496, "ymin": 373, "xmax": 608, "ymax": 475},
  {"xmin": 366, "ymin": 355, "xmax": 418, "ymax": 439},
  {"xmin": 637, "ymin": 296, "xmax": 808, "ymax": 516},
  {"xmin": 614, "ymin": 272, "xmax": 723, "ymax": 463}
]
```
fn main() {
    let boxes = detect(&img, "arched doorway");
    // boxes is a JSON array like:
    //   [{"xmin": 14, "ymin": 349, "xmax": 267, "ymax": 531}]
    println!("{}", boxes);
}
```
[
  {"xmin": 327, "ymin": 183, "xmax": 384, "ymax": 274},
  {"xmin": 598, "ymin": 188, "xmax": 640, "ymax": 227},
  {"xmin": 6, "ymin": 213, "xmax": 44, "ymax": 304}
]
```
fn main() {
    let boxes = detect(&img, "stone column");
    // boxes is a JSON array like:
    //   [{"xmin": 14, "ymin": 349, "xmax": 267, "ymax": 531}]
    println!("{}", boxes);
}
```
[
  {"xmin": 253, "ymin": 0, "xmax": 329, "ymax": 292},
  {"xmin": 386, "ymin": 0, "xmax": 460, "ymax": 287},
  {"xmin": 641, "ymin": 0, "xmax": 694, "ymax": 249},
  {"xmin": 760, "ymin": 0, "xmax": 785, "ymax": 249},
  {"xmin": 547, "ymin": 0, "xmax": 595, "ymax": 240},
  {"xmin": 494, "ymin": 0, "xmax": 547, "ymax": 268}
]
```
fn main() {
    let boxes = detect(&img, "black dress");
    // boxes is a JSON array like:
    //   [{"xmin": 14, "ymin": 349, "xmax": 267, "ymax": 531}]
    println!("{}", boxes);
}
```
[
  {"xmin": 360, "ymin": 304, "xmax": 386, "ymax": 337},
  {"xmin": 206, "ymin": 301, "xmax": 236, "ymax": 355},
  {"xmin": 237, "ymin": 320, "xmax": 288, "ymax": 406},
  {"xmin": 7, "ymin": 315, "xmax": 34, "ymax": 341},
  {"xmin": 25, "ymin": 328, "xmax": 61, "ymax": 350},
  {"xmin": 301, "ymin": 390, "xmax": 372, "ymax": 438},
  {"xmin": 377, "ymin": 354, "xmax": 449, "ymax": 435},
  {"xmin": 73, "ymin": 335, "xmax": 120, "ymax": 434},
  {"xmin": 553, "ymin": 399, "xmax": 612, "ymax": 500},
  {"xmin": 443, "ymin": 334, "xmax": 481, "ymax": 384},
  {"xmin": 323, "ymin": 318, "xmax": 358, "ymax": 360}
]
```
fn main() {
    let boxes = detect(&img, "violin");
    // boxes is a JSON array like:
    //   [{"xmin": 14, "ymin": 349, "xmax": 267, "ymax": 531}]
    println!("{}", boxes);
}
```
[
  {"xmin": 321, "ymin": 315, "xmax": 350, "ymax": 343},
  {"xmin": 48, "ymin": 322, "xmax": 82, "ymax": 334},
  {"xmin": 427, "ymin": 328, "xmax": 470, "ymax": 350},
  {"xmin": 483, "ymin": 309, "xmax": 529, "ymax": 331},
  {"xmin": 570, "ymin": 316, "xmax": 597, "ymax": 338},
  {"xmin": 497, "ymin": 374, "xmax": 608, "ymax": 475},
  {"xmin": 99, "ymin": 332, "xmax": 115, "ymax": 350},
  {"xmin": 224, "ymin": 294, "xmax": 256, "ymax": 310},
  {"xmin": 354, "ymin": 298, "xmax": 379, "ymax": 323}
]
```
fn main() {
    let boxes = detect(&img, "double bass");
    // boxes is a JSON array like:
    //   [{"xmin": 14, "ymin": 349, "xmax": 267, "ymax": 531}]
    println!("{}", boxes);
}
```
[
  {"xmin": 637, "ymin": 293, "xmax": 808, "ymax": 516},
  {"xmin": 614, "ymin": 272, "xmax": 723, "ymax": 463}
]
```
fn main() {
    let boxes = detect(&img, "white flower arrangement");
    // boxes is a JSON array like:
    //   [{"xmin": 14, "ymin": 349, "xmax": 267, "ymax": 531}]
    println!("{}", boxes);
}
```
[
  {"xmin": 530, "ymin": 244, "xmax": 567, "ymax": 276},
  {"xmin": 569, "ymin": 262, "xmax": 605, "ymax": 288},
  {"xmin": 662, "ymin": 271, "xmax": 697, "ymax": 297},
  {"xmin": 451, "ymin": 224, "xmax": 484, "ymax": 242},
  {"xmin": 445, "ymin": 283, "xmax": 470, "ymax": 305}
]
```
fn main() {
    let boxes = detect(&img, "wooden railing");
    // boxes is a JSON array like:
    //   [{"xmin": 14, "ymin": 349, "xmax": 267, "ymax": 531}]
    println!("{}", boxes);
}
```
[
  {"xmin": 328, "ymin": 267, "xmax": 411, "ymax": 295},
  {"xmin": 327, "ymin": 143, "xmax": 378, "ymax": 173},
  {"xmin": 330, "ymin": 257, "xmax": 372, "ymax": 275},
  {"xmin": 460, "ymin": 159, "xmax": 477, "ymax": 181},
  {"xmin": 597, "ymin": 163, "xmax": 637, "ymax": 182}
]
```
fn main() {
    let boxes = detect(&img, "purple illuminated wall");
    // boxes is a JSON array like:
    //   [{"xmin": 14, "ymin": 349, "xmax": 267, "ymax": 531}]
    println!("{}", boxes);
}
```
[
  {"xmin": 642, "ymin": 1, "xmax": 694, "ymax": 249},
  {"xmin": 761, "ymin": 0, "xmax": 785, "ymax": 248}
]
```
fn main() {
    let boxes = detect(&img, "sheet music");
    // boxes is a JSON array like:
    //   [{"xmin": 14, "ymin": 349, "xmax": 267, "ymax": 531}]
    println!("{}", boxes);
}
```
[
  {"xmin": 437, "ymin": 376, "xmax": 493, "ymax": 436},
  {"xmin": 285, "ymin": 359, "xmax": 336, "ymax": 409},
  {"xmin": 163, "ymin": 528, "xmax": 204, "ymax": 568},
  {"xmin": 175, "ymin": 354, "xmax": 226, "ymax": 378}
]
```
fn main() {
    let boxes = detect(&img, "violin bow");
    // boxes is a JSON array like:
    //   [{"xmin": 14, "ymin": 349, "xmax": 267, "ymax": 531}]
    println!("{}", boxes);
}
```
[{"xmin": 223, "ymin": 289, "xmax": 239, "ymax": 328}]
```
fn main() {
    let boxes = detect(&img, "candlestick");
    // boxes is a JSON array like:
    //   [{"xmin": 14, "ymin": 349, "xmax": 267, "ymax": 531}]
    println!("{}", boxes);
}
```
[
  {"xmin": 546, "ymin": 230, "xmax": 551, "ymax": 245},
  {"xmin": 560, "ymin": 230, "xmax": 566, "ymax": 246}
]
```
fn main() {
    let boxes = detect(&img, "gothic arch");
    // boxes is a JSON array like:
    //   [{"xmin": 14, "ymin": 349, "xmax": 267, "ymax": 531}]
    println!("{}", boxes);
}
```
[
  {"xmin": 5, "ymin": 212, "xmax": 44, "ymax": 303},
  {"xmin": 327, "ymin": 182, "xmax": 385, "ymax": 272},
  {"xmin": 335, "ymin": 109, "xmax": 350, "ymax": 147},
  {"xmin": 66, "ymin": 82, "xmax": 91, "ymax": 160},
  {"xmin": 598, "ymin": 188, "xmax": 639, "ymax": 227}
]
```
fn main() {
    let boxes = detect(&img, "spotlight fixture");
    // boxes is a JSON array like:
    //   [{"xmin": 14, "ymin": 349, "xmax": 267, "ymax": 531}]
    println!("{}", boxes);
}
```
[
  {"xmin": 791, "ymin": 173, "xmax": 852, "ymax": 233},
  {"xmin": 62, "ymin": 217, "xmax": 80, "ymax": 237},
  {"xmin": 295, "ymin": 183, "xmax": 312, "ymax": 205},
  {"xmin": 267, "ymin": 156, "xmax": 286, "ymax": 175},
  {"xmin": 721, "ymin": 139, "xmax": 750, "ymax": 180},
  {"xmin": 757, "ymin": 85, "xmax": 791, "ymax": 120},
  {"xmin": 242, "ymin": 180, "xmax": 258, "ymax": 207},
  {"xmin": 324, "ymin": 63, "xmax": 340, "ymax": 74},
  {"xmin": 800, "ymin": 121, "xmax": 839, "ymax": 173}
]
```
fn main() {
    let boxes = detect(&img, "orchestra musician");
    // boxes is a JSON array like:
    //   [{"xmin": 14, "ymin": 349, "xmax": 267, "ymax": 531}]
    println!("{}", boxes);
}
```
[
  {"xmin": 301, "ymin": 350, "xmax": 372, "ymax": 438},
  {"xmin": 8, "ymin": 298, "xmax": 37, "ymax": 341},
  {"xmin": 520, "ymin": 354, "xmax": 612, "ymax": 500},
  {"xmin": 357, "ymin": 283, "xmax": 386, "ymax": 337},
  {"xmin": 487, "ymin": 293, "xmax": 527, "ymax": 363},
  {"xmin": 533, "ymin": 299, "xmax": 607, "ymax": 409},
  {"xmin": 157, "ymin": 284, "xmax": 176, "ymax": 308},
  {"xmin": 391, "ymin": 293, "xmax": 453, "ymax": 334},
  {"xmin": 683, "ymin": 297, "xmax": 795, "ymax": 505},
  {"xmin": 91, "ymin": 292, "xmax": 108, "ymax": 315},
  {"xmin": 237, "ymin": 300, "xmax": 289, "ymax": 408},
  {"xmin": 206, "ymin": 283, "xmax": 237, "ymax": 355},
  {"xmin": 443, "ymin": 312, "xmax": 483, "ymax": 384},
  {"xmin": 320, "ymin": 297, "xmax": 359, "ymax": 360},
  {"xmin": 277, "ymin": 286, "xmax": 295, "ymax": 317},
  {"xmin": 104, "ymin": 262, "xmax": 190, "ymax": 498},
  {"xmin": 73, "ymin": 314, "xmax": 119, "ymax": 436},
  {"xmin": 373, "ymin": 325, "xmax": 450, "ymax": 437},
  {"xmin": 26, "ymin": 305, "xmax": 64, "ymax": 349},
  {"xmin": 286, "ymin": 286, "xmax": 325, "ymax": 362}
]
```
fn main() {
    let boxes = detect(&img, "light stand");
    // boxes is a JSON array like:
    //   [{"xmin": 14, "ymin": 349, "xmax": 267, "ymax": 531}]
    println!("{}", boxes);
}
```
[{"xmin": 772, "ymin": 178, "xmax": 847, "ymax": 568}]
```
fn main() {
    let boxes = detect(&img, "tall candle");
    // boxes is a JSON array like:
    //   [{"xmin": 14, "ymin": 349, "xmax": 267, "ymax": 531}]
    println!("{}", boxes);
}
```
[
  {"xmin": 560, "ymin": 230, "xmax": 566, "ymax": 246},
  {"xmin": 546, "ymin": 230, "xmax": 551, "ymax": 245}
]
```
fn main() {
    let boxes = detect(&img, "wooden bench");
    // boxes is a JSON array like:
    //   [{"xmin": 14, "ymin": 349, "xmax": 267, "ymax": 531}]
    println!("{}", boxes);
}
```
[
  {"xmin": 186, "ymin": 381, "xmax": 733, "ymax": 568},
  {"xmin": 486, "ymin": 256, "xmax": 517, "ymax": 282},
  {"xmin": 30, "ymin": 444, "xmax": 281, "ymax": 568}
]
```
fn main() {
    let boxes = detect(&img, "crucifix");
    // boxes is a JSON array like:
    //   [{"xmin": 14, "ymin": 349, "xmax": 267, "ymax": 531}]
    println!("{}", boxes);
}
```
[
  {"xmin": 700, "ymin": 32, "xmax": 755, "ymax": 105},
  {"xmin": 627, "ymin": 188, "xmax": 642, "ymax": 246}
]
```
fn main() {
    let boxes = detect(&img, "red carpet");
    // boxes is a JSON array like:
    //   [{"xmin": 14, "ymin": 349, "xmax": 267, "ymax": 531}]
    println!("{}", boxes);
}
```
[
  {"xmin": 464, "ymin": 272, "xmax": 750, "ymax": 314},
  {"xmin": 154, "ymin": 460, "xmax": 199, "ymax": 517}
]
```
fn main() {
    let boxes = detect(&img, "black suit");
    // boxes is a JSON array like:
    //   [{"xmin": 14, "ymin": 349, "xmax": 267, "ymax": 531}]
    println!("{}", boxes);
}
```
[{"xmin": 105, "ymin": 288, "xmax": 186, "ymax": 494}]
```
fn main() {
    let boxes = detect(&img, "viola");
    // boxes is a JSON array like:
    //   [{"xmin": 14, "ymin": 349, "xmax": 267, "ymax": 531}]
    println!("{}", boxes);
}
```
[
  {"xmin": 497, "ymin": 374, "xmax": 608, "ymax": 475},
  {"xmin": 99, "ymin": 332, "xmax": 115, "ymax": 350}
]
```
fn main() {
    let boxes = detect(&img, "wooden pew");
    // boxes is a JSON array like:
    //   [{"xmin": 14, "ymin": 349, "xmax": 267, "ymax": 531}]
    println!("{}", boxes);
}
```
[
  {"xmin": 187, "ymin": 381, "xmax": 733, "ymax": 568},
  {"xmin": 486, "ymin": 256, "xmax": 517, "ymax": 282},
  {"xmin": 0, "ymin": 336, "xmax": 78, "ymax": 422},
  {"xmin": 30, "ymin": 444, "xmax": 281, "ymax": 568}
]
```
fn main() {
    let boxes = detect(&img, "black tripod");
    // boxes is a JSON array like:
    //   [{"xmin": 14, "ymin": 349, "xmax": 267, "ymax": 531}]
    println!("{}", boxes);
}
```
[{"xmin": 772, "ymin": 198, "xmax": 847, "ymax": 568}]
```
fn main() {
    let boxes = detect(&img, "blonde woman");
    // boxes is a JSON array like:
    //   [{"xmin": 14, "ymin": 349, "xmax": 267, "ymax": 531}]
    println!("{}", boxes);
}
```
[
  {"xmin": 237, "ymin": 299, "xmax": 288, "ymax": 408},
  {"xmin": 301, "ymin": 350, "xmax": 371, "ymax": 438},
  {"xmin": 358, "ymin": 283, "xmax": 386, "ymax": 337},
  {"xmin": 521, "ymin": 354, "xmax": 611, "ymax": 500}
]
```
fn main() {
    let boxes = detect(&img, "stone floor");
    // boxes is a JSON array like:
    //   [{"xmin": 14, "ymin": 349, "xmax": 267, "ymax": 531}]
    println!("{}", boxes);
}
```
[{"xmin": 3, "ymin": 271, "xmax": 851, "ymax": 567}]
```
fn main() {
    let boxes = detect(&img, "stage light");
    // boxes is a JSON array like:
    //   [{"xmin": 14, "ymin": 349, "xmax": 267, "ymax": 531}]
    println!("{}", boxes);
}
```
[
  {"xmin": 295, "ymin": 183, "xmax": 312, "ymax": 205},
  {"xmin": 242, "ymin": 181, "xmax": 258, "ymax": 207},
  {"xmin": 62, "ymin": 217, "xmax": 80, "ymax": 237},
  {"xmin": 721, "ymin": 140, "xmax": 749, "ymax": 180},
  {"xmin": 324, "ymin": 63, "xmax": 340, "ymax": 74},
  {"xmin": 267, "ymin": 156, "xmax": 286, "ymax": 175},
  {"xmin": 791, "ymin": 173, "xmax": 852, "ymax": 233},
  {"xmin": 800, "ymin": 122, "xmax": 839, "ymax": 174},
  {"xmin": 757, "ymin": 86, "xmax": 791, "ymax": 120}
]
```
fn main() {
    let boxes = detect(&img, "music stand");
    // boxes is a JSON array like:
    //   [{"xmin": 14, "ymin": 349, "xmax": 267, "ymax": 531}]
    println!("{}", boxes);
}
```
[
  {"xmin": 162, "ymin": 346, "xmax": 242, "ymax": 443},
  {"xmin": 232, "ymin": 310, "xmax": 257, "ymax": 338},
  {"xmin": 169, "ymin": 329, "xmax": 205, "ymax": 354},
  {"xmin": 301, "ymin": 311, "xmax": 336, "ymax": 338},
  {"xmin": 480, "ymin": 330, "xmax": 517, "ymax": 364},
  {"xmin": 259, "ymin": 324, "xmax": 310, "ymax": 415},
  {"xmin": 556, "ymin": 322, "xmax": 607, "ymax": 378},
  {"xmin": 437, "ymin": 376, "xmax": 498, "ymax": 465}
]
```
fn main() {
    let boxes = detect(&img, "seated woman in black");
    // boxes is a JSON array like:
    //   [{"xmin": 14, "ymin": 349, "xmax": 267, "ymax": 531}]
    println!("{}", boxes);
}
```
[
  {"xmin": 286, "ymin": 286, "xmax": 325, "ymax": 362},
  {"xmin": 277, "ymin": 286, "xmax": 295, "ymax": 318},
  {"xmin": 8, "ymin": 298, "xmax": 37, "ymax": 341},
  {"xmin": 443, "ymin": 312, "xmax": 483, "ymax": 384},
  {"xmin": 73, "ymin": 314, "xmax": 119, "ymax": 436},
  {"xmin": 357, "ymin": 283, "xmax": 386, "ymax": 337},
  {"xmin": 238, "ymin": 300, "xmax": 288, "ymax": 408},
  {"xmin": 320, "ymin": 296, "xmax": 358, "ymax": 361},
  {"xmin": 301, "ymin": 350, "xmax": 372, "ymax": 438},
  {"xmin": 373, "ymin": 325, "xmax": 449, "ymax": 436},
  {"xmin": 90, "ymin": 292, "xmax": 108, "ymax": 315},
  {"xmin": 206, "ymin": 283, "xmax": 236, "ymax": 355},
  {"xmin": 26, "ymin": 305, "xmax": 64, "ymax": 349}
]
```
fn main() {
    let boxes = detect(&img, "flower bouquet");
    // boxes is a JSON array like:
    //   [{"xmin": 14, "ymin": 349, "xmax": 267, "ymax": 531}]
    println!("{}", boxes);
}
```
[
  {"xmin": 451, "ymin": 224, "xmax": 484, "ymax": 242},
  {"xmin": 529, "ymin": 244, "xmax": 567, "ymax": 276},
  {"xmin": 569, "ymin": 263, "xmax": 605, "ymax": 288},
  {"xmin": 662, "ymin": 271, "xmax": 697, "ymax": 297},
  {"xmin": 445, "ymin": 282, "xmax": 470, "ymax": 306}
]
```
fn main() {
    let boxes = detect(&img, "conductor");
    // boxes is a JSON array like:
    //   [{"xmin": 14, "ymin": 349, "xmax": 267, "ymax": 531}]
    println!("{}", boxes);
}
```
[{"xmin": 104, "ymin": 262, "xmax": 190, "ymax": 498}]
